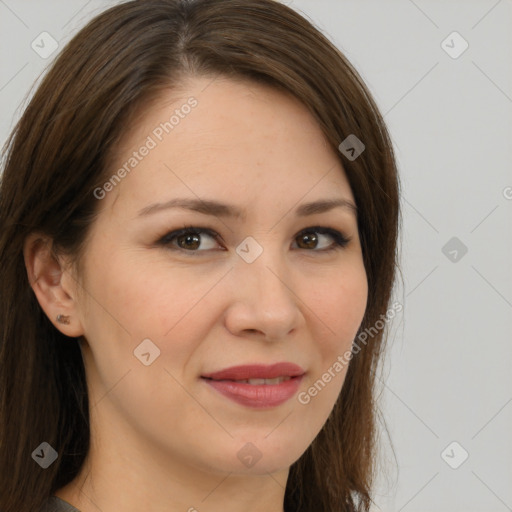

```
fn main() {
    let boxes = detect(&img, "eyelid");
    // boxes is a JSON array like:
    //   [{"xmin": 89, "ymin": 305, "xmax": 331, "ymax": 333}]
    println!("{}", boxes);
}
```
[
  {"xmin": 157, "ymin": 224, "xmax": 351, "ymax": 254},
  {"xmin": 157, "ymin": 225, "xmax": 223, "ymax": 249}
]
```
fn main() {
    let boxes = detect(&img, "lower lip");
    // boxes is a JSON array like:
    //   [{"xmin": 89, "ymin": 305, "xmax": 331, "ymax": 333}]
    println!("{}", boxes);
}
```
[{"xmin": 202, "ymin": 376, "xmax": 304, "ymax": 409}]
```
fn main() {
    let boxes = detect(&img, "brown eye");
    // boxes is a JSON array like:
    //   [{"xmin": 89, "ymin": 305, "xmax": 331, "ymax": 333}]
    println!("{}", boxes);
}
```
[
  {"xmin": 293, "ymin": 227, "xmax": 350, "ymax": 252},
  {"xmin": 158, "ymin": 225, "xmax": 350, "ymax": 256},
  {"xmin": 296, "ymin": 232, "xmax": 319, "ymax": 249},
  {"xmin": 158, "ymin": 226, "xmax": 221, "ymax": 254},
  {"xmin": 176, "ymin": 232, "xmax": 201, "ymax": 250}
]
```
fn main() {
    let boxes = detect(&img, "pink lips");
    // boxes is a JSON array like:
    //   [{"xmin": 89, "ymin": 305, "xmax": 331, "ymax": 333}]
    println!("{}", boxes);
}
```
[{"xmin": 201, "ymin": 362, "xmax": 305, "ymax": 409}]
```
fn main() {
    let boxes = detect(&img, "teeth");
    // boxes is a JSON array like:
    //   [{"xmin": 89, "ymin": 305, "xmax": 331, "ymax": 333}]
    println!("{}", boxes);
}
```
[{"xmin": 235, "ymin": 376, "xmax": 292, "ymax": 385}]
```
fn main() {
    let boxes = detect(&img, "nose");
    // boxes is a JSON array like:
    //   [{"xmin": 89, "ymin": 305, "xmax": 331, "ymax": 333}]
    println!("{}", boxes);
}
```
[{"xmin": 223, "ymin": 244, "xmax": 304, "ymax": 342}]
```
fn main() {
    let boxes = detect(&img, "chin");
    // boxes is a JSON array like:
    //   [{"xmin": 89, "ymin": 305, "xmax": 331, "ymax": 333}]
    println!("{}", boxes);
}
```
[{"xmin": 200, "ymin": 435, "xmax": 308, "ymax": 476}]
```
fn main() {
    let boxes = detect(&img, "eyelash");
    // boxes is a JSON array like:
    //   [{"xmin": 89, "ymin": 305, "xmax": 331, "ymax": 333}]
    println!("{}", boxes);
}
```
[{"xmin": 156, "ymin": 224, "xmax": 352, "ymax": 255}]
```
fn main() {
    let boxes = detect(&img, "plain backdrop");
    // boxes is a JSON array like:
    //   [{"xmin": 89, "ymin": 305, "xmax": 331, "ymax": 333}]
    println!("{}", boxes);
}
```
[{"xmin": 1, "ymin": 1, "xmax": 511, "ymax": 511}]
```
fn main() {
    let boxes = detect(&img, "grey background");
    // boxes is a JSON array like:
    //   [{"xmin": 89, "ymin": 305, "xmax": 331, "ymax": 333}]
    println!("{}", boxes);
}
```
[{"xmin": 1, "ymin": 1, "xmax": 511, "ymax": 511}]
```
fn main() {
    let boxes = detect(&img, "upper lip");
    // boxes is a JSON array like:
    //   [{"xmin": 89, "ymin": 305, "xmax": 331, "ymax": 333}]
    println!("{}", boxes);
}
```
[{"xmin": 202, "ymin": 362, "xmax": 305, "ymax": 381}]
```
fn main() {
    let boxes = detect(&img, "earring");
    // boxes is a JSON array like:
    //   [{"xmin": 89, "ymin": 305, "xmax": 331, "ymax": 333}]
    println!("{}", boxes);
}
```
[{"xmin": 56, "ymin": 314, "xmax": 70, "ymax": 325}]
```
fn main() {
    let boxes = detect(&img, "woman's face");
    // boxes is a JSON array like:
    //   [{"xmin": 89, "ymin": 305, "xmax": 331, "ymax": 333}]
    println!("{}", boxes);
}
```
[{"xmin": 70, "ymin": 75, "xmax": 368, "ymax": 478}]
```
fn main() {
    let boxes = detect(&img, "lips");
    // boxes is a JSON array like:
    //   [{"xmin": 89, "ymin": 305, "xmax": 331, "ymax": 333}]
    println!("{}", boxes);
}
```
[
  {"xmin": 201, "ymin": 362, "xmax": 305, "ymax": 381},
  {"xmin": 201, "ymin": 363, "xmax": 305, "ymax": 408}
]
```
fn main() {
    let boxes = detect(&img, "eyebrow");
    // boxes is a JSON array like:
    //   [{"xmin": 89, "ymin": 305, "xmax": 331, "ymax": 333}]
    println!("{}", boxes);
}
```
[{"xmin": 136, "ymin": 197, "xmax": 357, "ymax": 219}]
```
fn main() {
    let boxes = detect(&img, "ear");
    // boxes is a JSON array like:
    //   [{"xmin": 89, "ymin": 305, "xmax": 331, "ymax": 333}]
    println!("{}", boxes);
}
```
[{"xmin": 23, "ymin": 232, "xmax": 85, "ymax": 337}]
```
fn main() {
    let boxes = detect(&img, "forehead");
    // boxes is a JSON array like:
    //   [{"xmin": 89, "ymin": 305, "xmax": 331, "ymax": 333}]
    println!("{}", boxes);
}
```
[
  {"xmin": 116, "ymin": 75, "xmax": 327, "ymax": 151},
  {"xmin": 104, "ymin": 75, "xmax": 354, "ymax": 215}
]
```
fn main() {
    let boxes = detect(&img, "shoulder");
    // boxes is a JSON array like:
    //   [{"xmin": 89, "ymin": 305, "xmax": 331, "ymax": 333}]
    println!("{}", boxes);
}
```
[{"xmin": 39, "ymin": 496, "xmax": 81, "ymax": 512}]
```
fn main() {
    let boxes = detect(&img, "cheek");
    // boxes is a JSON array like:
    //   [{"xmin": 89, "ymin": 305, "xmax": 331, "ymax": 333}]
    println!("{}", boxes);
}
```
[
  {"xmin": 101, "ymin": 252, "xmax": 221, "ymax": 336},
  {"xmin": 295, "ymin": 265, "xmax": 367, "ymax": 431},
  {"xmin": 93, "ymin": 253, "xmax": 231, "ymax": 377},
  {"xmin": 307, "ymin": 262, "xmax": 368, "ymax": 348}
]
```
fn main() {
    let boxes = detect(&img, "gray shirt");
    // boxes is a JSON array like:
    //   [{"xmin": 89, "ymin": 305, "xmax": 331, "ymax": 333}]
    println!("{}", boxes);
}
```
[{"xmin": 41, "ymin": 496, "xmax": 81, "ymax": 512}]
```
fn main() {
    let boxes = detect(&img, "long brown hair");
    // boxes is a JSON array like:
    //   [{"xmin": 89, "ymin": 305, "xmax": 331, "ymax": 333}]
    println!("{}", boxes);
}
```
[{"xmin": 0, "ymin": 1, "xmax": 401, "ymax": 510}]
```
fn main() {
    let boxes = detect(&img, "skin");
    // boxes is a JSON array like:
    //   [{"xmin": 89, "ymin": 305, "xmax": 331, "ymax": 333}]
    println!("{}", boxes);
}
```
[{"xmin": 24, "ymin": 75, "xmax": 368, "ymax": 512}]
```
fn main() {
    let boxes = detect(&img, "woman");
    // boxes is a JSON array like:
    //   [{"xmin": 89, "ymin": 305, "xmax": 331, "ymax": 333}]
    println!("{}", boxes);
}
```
[{"xmin": 0, "ymin": 1, "xmax": 401, "ymax": 511}]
